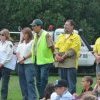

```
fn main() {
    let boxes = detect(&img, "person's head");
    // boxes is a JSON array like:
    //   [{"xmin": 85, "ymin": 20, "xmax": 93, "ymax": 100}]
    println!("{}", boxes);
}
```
[
  {"xmin": 48, "ymin": 25, "xmax": 54, "ymax": 31},
  {"xmin": 96, "ymin": 72, "xmax": 100, "ymax": 85},
  {"xmin": 30, "ymin": 19, "xmax": 43, "ymax": 33},
  {"xmin": 64, "ymin": 19, "xmax": 75, "ymax": 34},
  {"xmin": 21, "ymin": 27, "xmax": 33, "ymax": 42},
  {"xmin": 54, "ymin": 79, "xmax": 68, "ymax": 95},
  {"xmin": 44, "ymin": 83, "xmax": 55, "ymax": 99},
  {"xmin": 0, "ymin": 29, "xmax": 10, "ymax": 42},
  {"xmin": 81, "ymin": 76, "xmax": 93, "ymax": 88},
  {"xmin": 81, "ymin": 94, "xmax": 97, "ymax": 100}
]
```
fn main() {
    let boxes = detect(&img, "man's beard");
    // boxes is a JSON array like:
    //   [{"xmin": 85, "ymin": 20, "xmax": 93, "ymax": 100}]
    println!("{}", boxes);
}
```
[{"xmin": 64, "ymin": 29, "xmax": 70, "ymax": 34}]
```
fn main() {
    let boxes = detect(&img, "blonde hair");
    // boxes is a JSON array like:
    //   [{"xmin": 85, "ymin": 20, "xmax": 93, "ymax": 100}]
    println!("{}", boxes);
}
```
[{"xmin": 0, "ymin": 29, "xmax": 11, "ymax": 40}]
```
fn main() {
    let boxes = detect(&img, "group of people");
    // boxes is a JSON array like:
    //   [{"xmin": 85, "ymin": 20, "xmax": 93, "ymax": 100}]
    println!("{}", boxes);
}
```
[
  {"xmin": 41, "ymin": 75, "xmax": 100, "ymax": 100},
  {"xmin": 0, "ymin": 18, "xmax": 99, "ymax": 100}
]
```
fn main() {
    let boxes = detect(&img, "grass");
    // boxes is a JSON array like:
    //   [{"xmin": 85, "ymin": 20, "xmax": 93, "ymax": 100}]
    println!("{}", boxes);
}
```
[{"xmin": 0, "ymin": 75, "xmax": 96, "ymax": 100}]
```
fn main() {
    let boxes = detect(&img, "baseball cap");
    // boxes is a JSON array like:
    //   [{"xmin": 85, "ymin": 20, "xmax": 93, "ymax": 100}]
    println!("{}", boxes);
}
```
[
  {"xmin": 30, "ymin": 19, "xmax": 43, "ymax": 27},
  {"xmin": 54, "ymin": 79, "xmax": 67, "ymax": 88}
]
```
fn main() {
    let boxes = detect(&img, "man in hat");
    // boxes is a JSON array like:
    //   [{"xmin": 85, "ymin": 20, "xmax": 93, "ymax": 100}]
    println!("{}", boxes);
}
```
[
  {"xmin": 51, "ymin": 79, "xmax": 74, "ymax": 100},
  {"xmin": 30, "ymin": 19, "xmax": 54, "ymax": 99}
]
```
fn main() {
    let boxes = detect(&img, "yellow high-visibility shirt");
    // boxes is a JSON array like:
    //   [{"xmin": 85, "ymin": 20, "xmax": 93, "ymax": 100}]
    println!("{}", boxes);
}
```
[
  {"xmin": 55, "ymin": 32, "xmax": 81, "ymax": 68},
  {"xmin": 93, "ymin": 37, "xmax": 100, "ymax": 54},
  {"xmin": 55, "ymin": 32, "xmax": 81, "ymax": 57}
]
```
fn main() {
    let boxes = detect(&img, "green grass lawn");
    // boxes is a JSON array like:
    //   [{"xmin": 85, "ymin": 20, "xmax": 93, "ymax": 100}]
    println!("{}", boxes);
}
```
[{"xmin": 0, "ymin": 75, "xmax": 96, "ymax": 100}]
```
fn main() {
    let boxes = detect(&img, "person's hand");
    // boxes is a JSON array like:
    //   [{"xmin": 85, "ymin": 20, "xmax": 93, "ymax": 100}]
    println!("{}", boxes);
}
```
[
  {"xmin": 19, "ymin": 57, "xmax": 25, "ymax": 64},
  {"xmin": 96, "ymin": 55, "xmax": 100, "ymax": 63},
  {"xmin": 55, "ymin": 54, "xmax": 64, "ymax": 62},
  {"xmin": 19, "ymin": 60, "xmax": 24, "ymax": 64},
  {"xmin": 0, "ymin": 63, "xmax": 3, "ymax": 68},
  {"xmin": 17, "ymin": 55, "xmax": 22, "ymax": 62},
  {"xmin": 73, "ymin": 93, "xmax": 78, "ymax": 98},
  {"xmin": 55, "ymin": 54, "xmax": 62, "ymax": 61}
]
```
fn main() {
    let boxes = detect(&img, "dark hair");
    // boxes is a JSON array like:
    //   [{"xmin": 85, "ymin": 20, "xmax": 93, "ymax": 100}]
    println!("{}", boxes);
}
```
[
  {"xmin": 83, "ymin": 76, "xmax": 93, "ymax": 85},
  {"xmin": 44, "ymin": 83, "xmax": 55, "ymax": 99},
  {"xmin": 66, "ymin": 19, "xmax": 76, "ymax": 28},
  {"xmin": 21, "ymin": 27, "xmax": 33, "ymax": 42}
]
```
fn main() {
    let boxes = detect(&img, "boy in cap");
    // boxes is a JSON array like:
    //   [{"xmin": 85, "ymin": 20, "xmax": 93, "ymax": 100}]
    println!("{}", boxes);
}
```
[
  {"xmin": 51, "ymin": 79, "xmax": 75, "ymax": 100},
  {"xmin": 30, "ymin": 19, "xmax": 54, "ymax": 99}
]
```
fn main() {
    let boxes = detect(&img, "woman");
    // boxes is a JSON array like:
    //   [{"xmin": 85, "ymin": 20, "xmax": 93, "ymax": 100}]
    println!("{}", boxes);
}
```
[
  {"xmin": 0, "ymin": 29, "xmax": 13, "ymax": 100},
  {"xmin": 16, "ymin": 27, "xmax": 37, "ymax": 100}
]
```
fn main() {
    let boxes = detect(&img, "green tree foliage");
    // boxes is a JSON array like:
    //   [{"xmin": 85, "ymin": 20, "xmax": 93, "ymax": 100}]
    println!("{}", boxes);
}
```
[{"xmin": 0, "ymin": 0, "xmax": 99, "ymax": 44}]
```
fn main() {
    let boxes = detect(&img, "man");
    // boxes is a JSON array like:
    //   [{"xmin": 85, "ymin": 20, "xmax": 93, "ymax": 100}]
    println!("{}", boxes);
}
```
[
  {"xmin": 93, "ymin": 37, "xmax": 100, "ymax": 74},
  {"xmin": 55, "ymin": 19, "xmax": 81, "ymax": 94},
  {"xmin": 53, "ymin": 79, "xmax": 74, "ymax": 100},
  {"xmin": 30, "ymin": 19, "xmax": 54, "ymax": 99}
]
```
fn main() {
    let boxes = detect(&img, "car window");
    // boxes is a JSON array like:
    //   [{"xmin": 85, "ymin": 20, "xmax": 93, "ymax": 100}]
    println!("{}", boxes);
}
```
[{"xmin": 10, "ymin": 32, "xmax": 20, "ymax": 42}]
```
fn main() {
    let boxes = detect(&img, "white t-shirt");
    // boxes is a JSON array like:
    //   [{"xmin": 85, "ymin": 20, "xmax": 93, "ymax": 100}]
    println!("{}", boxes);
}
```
[
  {"xmin": 16, "ymin": 40, "xmax": 33, "ymax": 64},
  {"xmin": 50, "ymin": 92, "xmax": 58, "ymax": 100},
  {"xmin": 0, "ymin": 40, "xmax": 16, "ymax": 70},
  {"xmin": 50, "ymin": 91, "xmax": 75, "ymax": 100},
  {"xmin": 0, "ymin": 40, "xmax": 13, "ymax": 64}
]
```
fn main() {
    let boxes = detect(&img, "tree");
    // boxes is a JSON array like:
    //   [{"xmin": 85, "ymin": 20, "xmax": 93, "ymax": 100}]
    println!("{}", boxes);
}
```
[{"xmin": 0, "ymin": 0, "xmax": 99, "ymax": 43}]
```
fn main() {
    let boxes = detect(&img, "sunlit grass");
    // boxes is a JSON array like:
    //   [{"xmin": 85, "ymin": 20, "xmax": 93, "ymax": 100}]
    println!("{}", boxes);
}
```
[{"xmin": 0, "ymin": 75, "xmax": 96, "ymax": 100}]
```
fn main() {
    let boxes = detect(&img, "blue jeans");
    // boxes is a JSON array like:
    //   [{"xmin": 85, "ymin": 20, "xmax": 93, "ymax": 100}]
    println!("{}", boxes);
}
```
[
  {"xmin": 59, "ymin": 68, "xmax": 77, "ymax": 94},
  {"xmin": 18, "ymin": 63, "xmax": 37, "ymax": 100},
  {"xmin": 35, "ymin": 63, "xmax": 52, "ymax": 98},
  {"xmin": 0, "ymin": 68, "xmax": 2, "ymax": 80},
  {"xmin": 1, "ymin": 67, "xmax": 11, "ymax": 100},
  {"xmin": 96, "ymin": 63, "xmax": 100, "ymax": 74}
]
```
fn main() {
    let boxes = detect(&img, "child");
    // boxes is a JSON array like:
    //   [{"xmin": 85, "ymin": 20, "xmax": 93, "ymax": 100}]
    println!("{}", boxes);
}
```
[
  {"xmin": 52, "ymin": 79, "xmax": 75, "ymax": 100},
  {"xmin": 41, "ymin": 83, "xmax": 55, "ymax": 100},
  {"xmin": 74, "ymin": 76, "xmax": 93, "ymax": 99},
  {"xmin": 81, "ymin": 76, "xmax": 93, "ymax": 93},
  {"xmin": 93, "ymin": 72, "xmax": 100, "ymax": 99}
]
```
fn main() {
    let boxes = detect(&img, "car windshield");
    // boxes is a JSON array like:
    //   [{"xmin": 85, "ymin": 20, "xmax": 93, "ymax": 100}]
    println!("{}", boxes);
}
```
[{"xmin": 10, "ymin": 32, "xmax": 20, "ymax": 42}]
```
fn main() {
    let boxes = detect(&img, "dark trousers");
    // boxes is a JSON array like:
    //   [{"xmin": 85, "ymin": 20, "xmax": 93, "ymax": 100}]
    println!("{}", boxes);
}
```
[
  {"xmin": 96, "ymin": 63, "xmax": 100, "ymax": 74},
  {"xmin": 35, "ymin": 63, "xmax": 52, "ymax": 98},
  {"xmin": 18, "ymin": 63, "xmax": 37, "ymax": 100},
  {"xmin": 59, "ymin": 68, "xmax": 77, "ymax": 94},
  {"xmin": 1, "ymin": 67, "xmax": 11, "ymax": 100},
  {"xmin": 0, "ymin": 68, "xmax": 2, "ymax": 80}
]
